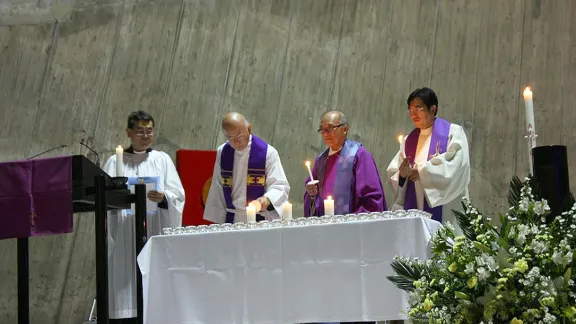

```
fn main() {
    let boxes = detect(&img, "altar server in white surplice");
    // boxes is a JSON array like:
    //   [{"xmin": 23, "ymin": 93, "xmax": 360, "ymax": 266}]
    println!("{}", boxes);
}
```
[
  {"xmin": 387, "ymin": 87, "xmax": 470, "ymax": 227},
  {"xmin": 203, "ymin": 112, "xmax": 290, "ymax": 224},
  {"xmin": 103, "ymin": 110, "xmax": 185, "ymax": 323}
]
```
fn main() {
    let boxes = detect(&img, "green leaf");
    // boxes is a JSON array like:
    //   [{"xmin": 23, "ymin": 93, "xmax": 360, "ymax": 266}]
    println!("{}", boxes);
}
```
[
  {"xmin": 507, "ymin": 175, "xmax": 524, "ymax": 208},
  {"xmin": 473, "ymin": 241, "xmax": 493, "ymax": 254},
  {"xmin": 564, "ymin": 268, "xmax": 572, "ymax": 283},
  {"xmin": 386, "ymin": 259, "xmax": 425, "ymax": 292},
  {"xmin": 452, "ymin": 206, "xmax": 477, "ymax": 241}
]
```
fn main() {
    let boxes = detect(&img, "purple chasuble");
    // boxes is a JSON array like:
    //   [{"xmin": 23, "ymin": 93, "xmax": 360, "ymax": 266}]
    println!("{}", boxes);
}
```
[
  {"xmin": 320, "ymin": 153, "xmax": 339, "ymax": 200},
  {"xmin": 0, "ymin": 156, "xmax": 73, "ymax": 240},
  {"xmin": 404, "ymin": 117, "xmax": 451, "ymax": 222},
  {"xmin": 221, "ymin": 135, "xmax": 268, "ymax": 223},
  {"xmin": 314, "ymin": 140, "xmax": 362, "ymax": 215}
]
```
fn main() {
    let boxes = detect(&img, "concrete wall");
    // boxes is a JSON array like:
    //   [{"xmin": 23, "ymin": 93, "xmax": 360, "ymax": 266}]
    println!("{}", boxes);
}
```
[{"xmin": 1, "ymin": 0, "xmax": 575, "ymax": 322}]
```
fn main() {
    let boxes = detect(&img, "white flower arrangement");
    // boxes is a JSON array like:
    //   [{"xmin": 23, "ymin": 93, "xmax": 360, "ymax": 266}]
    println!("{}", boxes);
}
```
[{"xmin": 388, "ymin": 176, "xmax": 576, "ymax": 323}]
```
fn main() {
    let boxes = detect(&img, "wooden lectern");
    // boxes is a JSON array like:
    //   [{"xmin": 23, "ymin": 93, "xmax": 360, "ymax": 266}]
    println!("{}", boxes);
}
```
[{"xmin": 0, "ymin": 155, "xmax": 148, "ymax": 324}]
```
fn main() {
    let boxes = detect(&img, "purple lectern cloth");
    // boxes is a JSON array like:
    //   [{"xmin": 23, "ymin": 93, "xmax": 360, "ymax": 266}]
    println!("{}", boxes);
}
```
[{"xmin": 0, "ymin": 156, "xmax": 73, "ymax": 240}]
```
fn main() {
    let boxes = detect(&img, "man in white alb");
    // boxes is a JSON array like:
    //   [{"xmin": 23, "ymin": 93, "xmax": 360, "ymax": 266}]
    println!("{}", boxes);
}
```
[
  {"xmin": 103, "ymin": 110, "xmax": 185, "ymax": 323},
  {"xmin": 387, "ymin": 87, "xmax": 470, "ymax": 226},
  {"xmin": 203, "ymin": 112, "xmax": 290, "ymax": 223}
]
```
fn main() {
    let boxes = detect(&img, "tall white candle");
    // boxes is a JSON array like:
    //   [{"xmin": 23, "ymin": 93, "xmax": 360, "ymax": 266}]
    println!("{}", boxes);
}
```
[
  {"xmin": 282, "ymin": 201, "xmax": 292, "ymax": 220},
  {"xmin": 324, "ymin": 196, "xmax": 334, "ymax": 216},
  {"xmin": 115, "ymin": 145, "xmax": 123, "ymax": 176},
  {"xmin": 523, "ymin": 87, "xmax": 536, "ymax": 174},
  {"xmin": 305, "ymin": 161, "xmax": 314, "ymax": 181},
  {"xmin": 246, "ymin": 203, "xmax": 256, "ymax": 223}
]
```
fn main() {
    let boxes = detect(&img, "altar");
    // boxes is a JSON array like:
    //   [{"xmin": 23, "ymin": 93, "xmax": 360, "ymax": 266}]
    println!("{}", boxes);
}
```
[{"xmin": 137, "ymin": 212, "xmax": 441, "ymax": 324}]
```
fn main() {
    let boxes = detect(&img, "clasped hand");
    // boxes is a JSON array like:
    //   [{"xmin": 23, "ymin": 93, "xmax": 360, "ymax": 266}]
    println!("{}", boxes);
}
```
[{"xmin": 399, "ymin": 158, "xmax": 419, "ymax": 181}]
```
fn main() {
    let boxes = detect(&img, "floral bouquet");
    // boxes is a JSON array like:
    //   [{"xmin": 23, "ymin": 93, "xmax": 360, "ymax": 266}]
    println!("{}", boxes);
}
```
[{"xmin": 387, "ymin": 176, "xmax": 576, "ymax": 323}]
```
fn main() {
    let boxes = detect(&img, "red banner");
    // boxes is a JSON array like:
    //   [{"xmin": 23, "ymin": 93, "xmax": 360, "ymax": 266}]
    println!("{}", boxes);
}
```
[{"xmin": 176, "ymin": 149, "xmax": 216, "ymax": 226}]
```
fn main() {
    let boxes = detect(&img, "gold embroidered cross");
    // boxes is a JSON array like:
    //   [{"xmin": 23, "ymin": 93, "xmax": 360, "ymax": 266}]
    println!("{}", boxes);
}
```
[
  {"xmin": 247, "ymin": 175, "xmax": 265, "ymax": 185},
  {"xmin": 221, "ymin": 176, "xmax": 232, "ymax": 187}
]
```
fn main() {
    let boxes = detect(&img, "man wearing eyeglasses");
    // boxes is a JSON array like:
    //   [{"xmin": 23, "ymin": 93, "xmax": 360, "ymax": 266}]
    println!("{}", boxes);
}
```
[
  {"xmin": 386, "ymin": 87, "xmax": 470, "ymax": 225},
  {"xmin": 203, "ymin": 112, "xmax": 290, "ymax": 223},
  {"xmin": 304, "ymin": 110, "xmax": 386, "ymax": 220},
  {"xmin": 103, "ymin": 110, "xmax": 185, "ymax": 324}
]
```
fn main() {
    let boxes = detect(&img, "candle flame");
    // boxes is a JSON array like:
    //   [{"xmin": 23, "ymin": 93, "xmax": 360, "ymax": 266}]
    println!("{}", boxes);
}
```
[
  {"xmin": 305, "ymin": 160, "xmax": 310, "ymax": 167},
  {"xmin": 397, "ymin": 134, "xmax": 404, "ymax": 144},
  {"xmin": 327, "ymin": 196, "xmax": 332, "ymax": 200},
  {"xmin": 523, "ymin": 87, "xmax": 532, "ymax": 95}
]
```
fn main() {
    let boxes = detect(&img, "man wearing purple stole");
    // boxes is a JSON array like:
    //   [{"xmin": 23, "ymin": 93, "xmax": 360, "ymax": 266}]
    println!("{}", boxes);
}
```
[
  {"xmin": 303, "ymin": 111, "xmax": 383, "ymax": 324},
  {"xmin": 204, "ymin": 112, "xmax": 290, "ymax": 223},
  {"xmin": 304, "ymin": 111, "xmax": 386, "ymax": 217},
  {"xmin": 386, "ymin": 87, "xmax": 470, "ymax": 225}
]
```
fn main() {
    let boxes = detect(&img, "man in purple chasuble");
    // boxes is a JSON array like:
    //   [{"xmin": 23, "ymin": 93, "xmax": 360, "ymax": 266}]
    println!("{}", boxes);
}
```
[
  {"xmin": 386, "ymin": 87, "xmax": 470, "ymax": 227},
  {"xmin": 204, "ymin": 112, "xmax": 290, "ymax": 223},
  {"xmin": 302, "ymin": 111, "xmax": 384, "ymax": 323}
]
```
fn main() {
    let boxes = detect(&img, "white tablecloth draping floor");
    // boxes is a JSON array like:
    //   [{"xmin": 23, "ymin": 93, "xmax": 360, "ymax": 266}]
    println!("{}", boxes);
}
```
[{"xmin": 137, "ymin": 216, "xmax": 442, "ymax": 324}]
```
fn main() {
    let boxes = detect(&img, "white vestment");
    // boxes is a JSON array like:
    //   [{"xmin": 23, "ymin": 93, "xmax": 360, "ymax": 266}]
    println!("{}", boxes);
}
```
[
  {"xmin": 203, "ymin": 135, "xmax": 290, "ymax": 223},
  {"xmin": 386, "ymin": 123, "xmax": 470, "ymax": 227},
  {"xmin": 103, "ymin": 149, "xmax": 185, "ymax": 318}
]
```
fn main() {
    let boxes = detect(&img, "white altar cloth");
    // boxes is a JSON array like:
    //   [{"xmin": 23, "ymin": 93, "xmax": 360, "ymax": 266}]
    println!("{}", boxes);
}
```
[{"xmin": 137, "ymin": 216, "xmax": 441, "ymax": 324}]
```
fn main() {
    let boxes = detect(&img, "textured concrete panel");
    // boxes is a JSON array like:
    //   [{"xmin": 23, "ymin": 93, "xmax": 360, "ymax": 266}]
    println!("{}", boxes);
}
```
[
  {"xmin": 469, "ymin": 0, "xmax": 525, "ymax": 214},
  {"xmin": 159, "ymin": 0, "xmax": 241, "ymax": 157}
]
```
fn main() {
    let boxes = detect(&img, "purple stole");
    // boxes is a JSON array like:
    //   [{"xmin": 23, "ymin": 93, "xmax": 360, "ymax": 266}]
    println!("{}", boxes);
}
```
[
  {"xmin": 221, "ymin": 135, "xmax": 268, "ymax": 223},
  {"xmin": 404, "ymin": 117, "xmax": 451, "ymax": 222},
  {"xmin": 316, "ymin": 139, "xmax": 361, "ymax": 214}
]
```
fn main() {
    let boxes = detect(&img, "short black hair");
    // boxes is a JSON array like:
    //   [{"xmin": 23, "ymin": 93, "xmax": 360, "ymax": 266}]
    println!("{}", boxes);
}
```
[
  {"xmin": 127, "ymin": 110, "xmax": 155, "ymax": 129},
  {"xmin": 407, "ymin": 87, "xmax": 438, "ymax": 116}
]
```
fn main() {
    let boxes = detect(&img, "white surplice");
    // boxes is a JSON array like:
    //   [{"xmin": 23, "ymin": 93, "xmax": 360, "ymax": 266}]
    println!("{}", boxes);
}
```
[
  {"xmin": 103, "ymin": 149, "xmax": 185, "ymax": 319},
  {"xmin": 386, "ymin": 122, "xmax": 470, "ymax": 227},
  {"xmin": 203, "ymin": 135, "xmax": 290, "ymax": 223}
]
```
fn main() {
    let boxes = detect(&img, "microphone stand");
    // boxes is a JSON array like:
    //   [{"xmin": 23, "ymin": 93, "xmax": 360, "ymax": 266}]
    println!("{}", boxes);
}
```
[
  {"xmin": 26, "ymin": 144, "xmax": 67, "ymax": 160},
  {"xmin": 79, "ymin": 141, "xmax": 100, "ymax": 167}
]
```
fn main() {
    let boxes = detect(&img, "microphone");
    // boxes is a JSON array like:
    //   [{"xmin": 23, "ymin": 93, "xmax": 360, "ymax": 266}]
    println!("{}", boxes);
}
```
[
  {"xmin": 79, "ymin": 141, "xmax": 100, "ymax": 167},
  {"xmin": 27, "ymin": 144, "xmax": 67, "ymax": 160}
]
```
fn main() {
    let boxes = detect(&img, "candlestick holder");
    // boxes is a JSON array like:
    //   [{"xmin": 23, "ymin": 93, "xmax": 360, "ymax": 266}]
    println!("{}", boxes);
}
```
[{"xmin": 524, "ymin": 124, "xmax": 538, "ymax": 147}]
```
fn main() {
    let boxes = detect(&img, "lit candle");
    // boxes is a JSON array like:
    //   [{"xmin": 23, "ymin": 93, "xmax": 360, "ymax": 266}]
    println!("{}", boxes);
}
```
[
  {"xmin": 397, "ymin": 134, "xmax": 404, "ymax": 144},
  {"xmin": 282, "ymin": 201, "xmax": 292, "ymax": 220},
  {"xmin": 246, "ymin": 203, "xmax": 256, "ymax": 223},
  {"xmin": 115, "ymin": 145, "xmax": 123, "ymax": 176},
  {"xmin": 523, "ymin": 87, "xmax": 537, "ymax": 174},
  {"xmin": 305, "ymin": 160, "xmax": 315, "ymax": 181},
  {"xmin": 324, "ymin": 196, "xmax": 334, "ymax": 216}
]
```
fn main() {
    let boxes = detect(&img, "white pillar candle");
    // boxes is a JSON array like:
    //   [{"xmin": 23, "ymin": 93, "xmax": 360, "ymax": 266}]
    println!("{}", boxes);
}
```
[
  {"xmin": 523, "ymin": 87, "xmax": 536, "ymax": 174},
  {"xmin": 115, "ymin": 145, "xmax": 123, "ymax": 176},
  {"xmin": 282, "ymin": 202, "xmax": 292, "ymax": 220},
  {"xmin": 305, "ymin": 160, "xmax": 315, "ymax": 181},
  {"xmin": 246, "ymin": 203, "xmax": 256, "ymax": 223},
  {"xmin": 324, "ymin": 196, "xmax": 334, "ymax": 216}
]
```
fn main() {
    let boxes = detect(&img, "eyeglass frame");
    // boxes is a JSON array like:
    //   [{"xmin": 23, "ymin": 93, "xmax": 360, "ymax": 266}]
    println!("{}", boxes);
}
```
[
  {"xmin": 132, "ymin": 128, "xmax": 155, "ymax": 137},
  {"xmin": 224, "ymin": 130, "xmax": 247, "ymax": 141},
  {"xmin": 407, "ymin": 104, "xmax": 429, "ymax": 112},
  {"xmin": 317, "ymin": 123, "xmax": 346, "ymax": 134}
]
